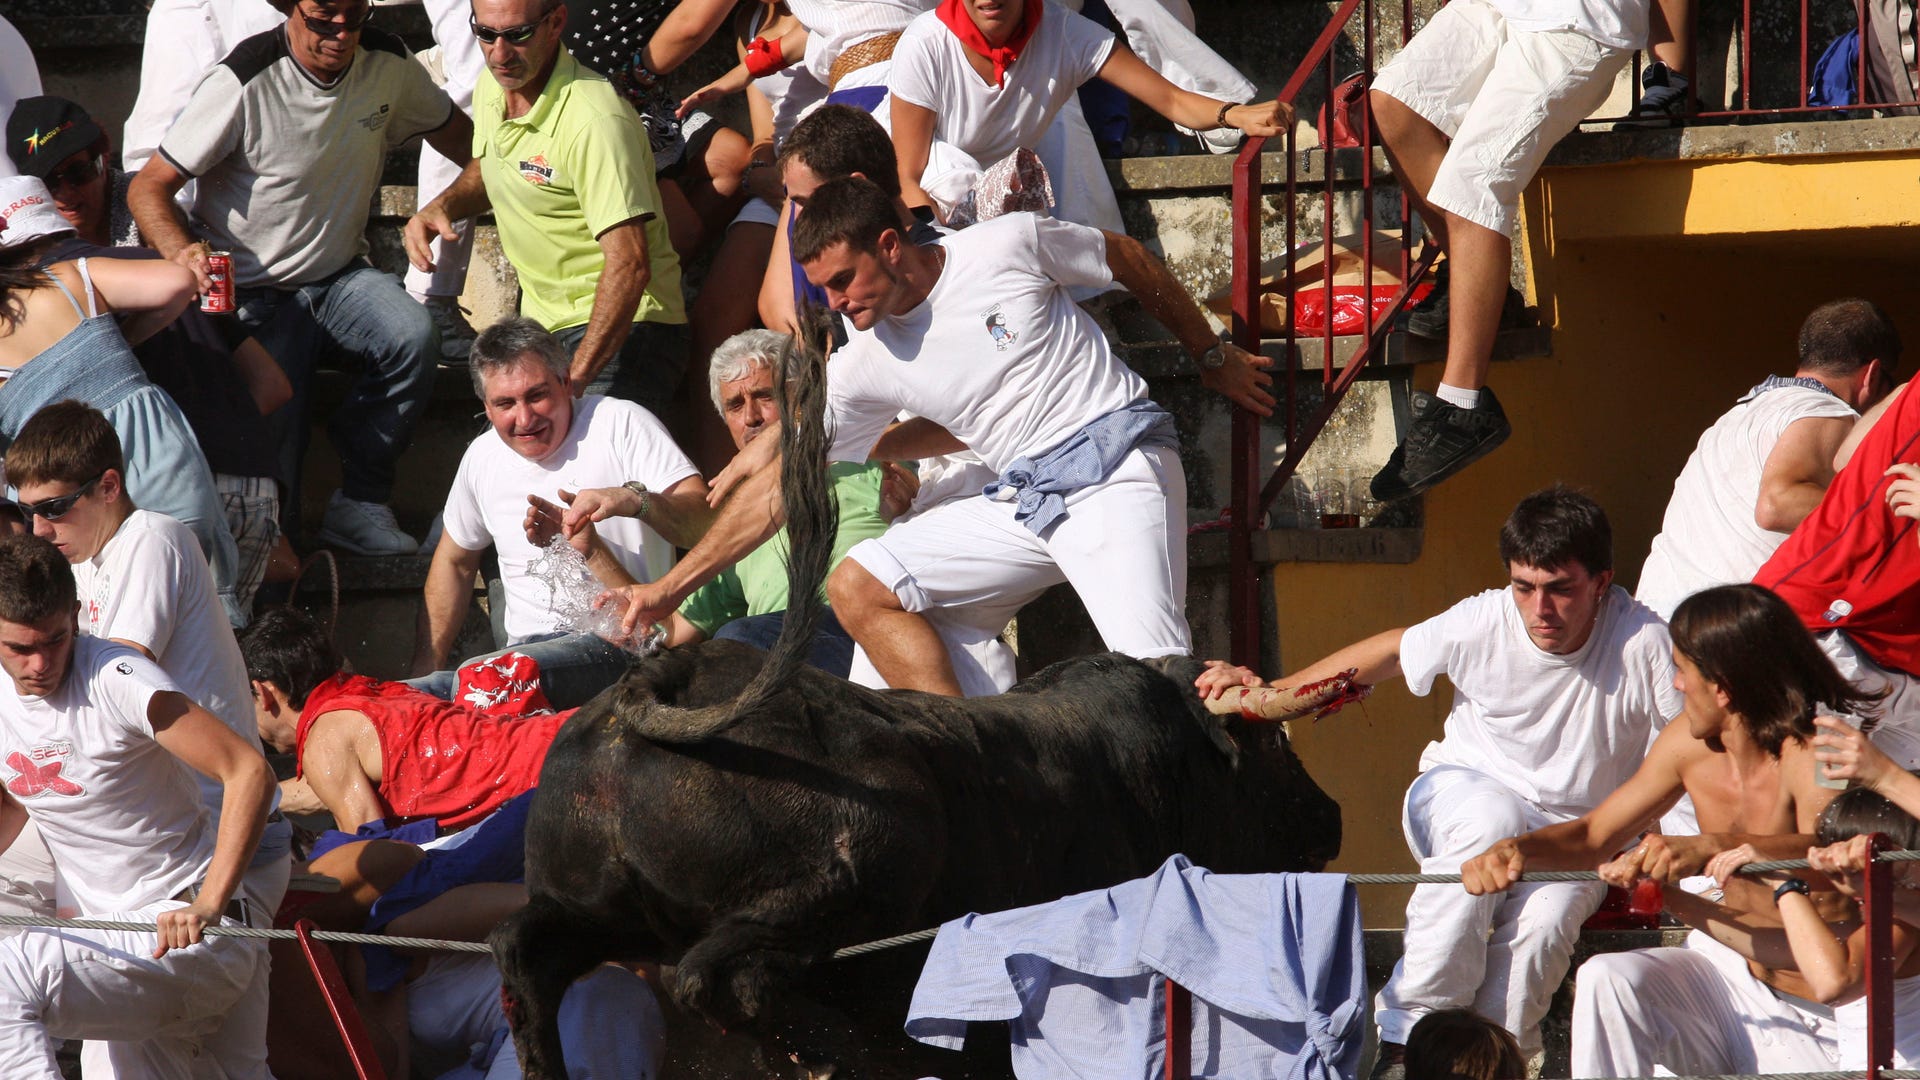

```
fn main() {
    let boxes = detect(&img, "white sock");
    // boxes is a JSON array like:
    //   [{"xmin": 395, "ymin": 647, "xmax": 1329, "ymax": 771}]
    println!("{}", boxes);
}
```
[{"xmin": 1436, "ymin": 383, "xmax": 1480, "ymax": 410}]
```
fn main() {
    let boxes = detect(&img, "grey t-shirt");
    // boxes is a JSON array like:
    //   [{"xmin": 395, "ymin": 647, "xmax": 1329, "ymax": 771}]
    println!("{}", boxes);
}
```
[{"xmin": 158, "ymin": 25, "xmax": 453, "ymax": 288}]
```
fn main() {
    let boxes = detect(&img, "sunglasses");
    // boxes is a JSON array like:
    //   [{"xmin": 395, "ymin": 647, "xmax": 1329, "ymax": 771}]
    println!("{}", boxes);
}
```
[
  {"xmin": 469, "ymin": 6, "xmax": 555, "ymax": 45},
  {"xmin": 44, "ymin": 155, "xmax": 102, "ymax": 196},
  {"xmin": 19, "ymin": 473, "xmax": 104, "ymax": 522},
  {"xmin": 299, "ymin": 5, "xmax": 375, "ymax": 37}
]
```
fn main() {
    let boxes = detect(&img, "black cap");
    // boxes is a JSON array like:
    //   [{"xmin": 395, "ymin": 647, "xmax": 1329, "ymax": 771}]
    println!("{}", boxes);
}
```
[{"xmin": 5, "ymin": 97, "xmax": 104, "ymax": 180}]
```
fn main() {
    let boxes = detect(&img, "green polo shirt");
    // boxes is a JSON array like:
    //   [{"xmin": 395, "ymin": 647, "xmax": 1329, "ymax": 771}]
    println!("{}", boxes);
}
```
[
  {"xmin": 678, "ymin": 462, "xmax": 892, "ymax": 636},
  {"xmin": 474, "ymin": 48, "xmax": 685, "ymax": 330}
]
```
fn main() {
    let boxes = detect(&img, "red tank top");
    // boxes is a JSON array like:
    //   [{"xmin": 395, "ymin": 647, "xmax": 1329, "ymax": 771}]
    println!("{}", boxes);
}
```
[
  {"xmin": 1756, "ymin": 382, "xmax": 1920, "ymax": 676},
  {"xmin": 294, "ymin": 674, "xmax": 569, "ymax": 832}
]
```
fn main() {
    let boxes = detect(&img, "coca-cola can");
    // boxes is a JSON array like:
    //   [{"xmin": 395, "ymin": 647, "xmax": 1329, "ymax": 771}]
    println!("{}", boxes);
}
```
[{"xmin": 200, "ymin": 250, "xmax": 235, "ymax": 314}]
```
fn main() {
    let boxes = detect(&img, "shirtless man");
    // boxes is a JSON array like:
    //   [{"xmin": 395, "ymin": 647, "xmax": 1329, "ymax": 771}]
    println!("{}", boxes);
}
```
[{"xmin": 1459, "ymin": 583, "xmax": 1878, "ymax": 1077}]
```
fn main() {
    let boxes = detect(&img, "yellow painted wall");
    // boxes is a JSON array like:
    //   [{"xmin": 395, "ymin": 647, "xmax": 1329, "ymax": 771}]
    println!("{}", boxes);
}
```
[{"xmin": 1282, "ymin": 153, "xmax": 1920, "ymax": 925}]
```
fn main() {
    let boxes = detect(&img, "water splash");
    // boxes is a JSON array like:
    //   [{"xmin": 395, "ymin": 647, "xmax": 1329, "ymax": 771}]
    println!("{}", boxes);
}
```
[{"xmin": 524, "ymin": 536, "xmax": 664, "ymax": 655}]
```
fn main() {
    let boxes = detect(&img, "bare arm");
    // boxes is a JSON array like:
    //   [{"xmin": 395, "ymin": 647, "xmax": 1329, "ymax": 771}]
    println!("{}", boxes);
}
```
[
  {"xmin": 634, "ymin": 474, "xmax": 718, "ymax": 549},
  {"xmin": 414, "ymin": 534, "xmax": 486, "ymax": 675},
  {"xmin": 1836, "ymin": 383, "xmax": 1903, "ymax": 471},
  {"xmin": 641, "ymin": 0, "xmax": 743, "ymax": 75},
  {"xmin": 1755, "ymin": 415, "xmax": 1854, "ymax": 532},
  {"xmin": 383, "ymin": 882, "xmax": 528, "ymax": 944},
  {"xmin": 81, "ymin": 258, "xmax": 196, "ymax": 346},
  {"xmin": 422, "ymin": 109, "xmax": 473, "ymax": 168},
  {"xmin": 149, "ymin": 691, "xmax": 273, "ymax": 956},
  {"xmin": 232, "ymin": 336, "xmax": 293, "ymax": 415},
  {"xmin": 405, "ymin": 159, "xmax": 492, "ymax": 274},
  {"xmin": 606, "ymin": 450, "xmax": 785, "ymax": 637},
  {"xmin": 566, "ymin": 219, "xmax": 653, "ymax": 395},
  {"xmin": 890, "ymin": 98, "xmax": 938, "ymax": 213},
  {"xmin": 126, "ymin": 155, "xmax": 209, "ymax": 290},
  {"xmin": 1094, "ymin": 44, "xmax": 1290, "ymax": 137},
  {"xmin": 300, "ymin": 711, "xmax": 389, "ymax": 833},
  {"xmin": 1101, "ymin": 230, "xmax": 1274, "ymax": 415}
]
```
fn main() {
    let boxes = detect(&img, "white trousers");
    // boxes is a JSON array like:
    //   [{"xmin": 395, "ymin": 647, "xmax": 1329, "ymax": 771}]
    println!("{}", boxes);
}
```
[
  {"xmin": 0, "ymin": 900, "xmax": 266, "ymax": 1079},
  {"xmin": 1571, "ymin": 931, "xmax": 1847, "ymax": 1078},
  {"xmin": 1818, "ymin": 629, "xmax": 1920, "ymax": 769},
  {"xmin": 405, "ymin": 0, "xmax": 482, "ymax": 300},
  {"xmin": 846, "ymin": 445, "xmax": 1191, "ymax": 665},
  {"xmin": 1375, "ymin": 765, "xmax": 1605, "ymax": 1054},
  {"xmin": 418, "ymin": 955, "xmax": 665, "ymax": 1080},
  {"xmin": 0, "ymin": 820, "xmax": 55, "ymax": 938},
  {"xmin": 80, "ymin": 854, "xmax": 289, "ymax": 1080},
  {"xmin": 1098, "ymin": 0, "xmax": 1258, "ymax": 116},
  {"xmin": 1370, "ymin": 0, "xmax": 1628, "ymax": 236}
]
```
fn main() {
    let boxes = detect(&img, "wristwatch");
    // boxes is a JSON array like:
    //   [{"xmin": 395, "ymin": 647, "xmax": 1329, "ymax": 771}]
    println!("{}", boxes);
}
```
[
  {"xmin": 1196, "ymin": 340, "xmax": 1230, "ymax": 372},
  {"xmin": 622, "ymin": 480, "xmax": 652, "ymax": 518},
  {"xmin": 1773, "ymin": 877, "xmax": 1813, "ymax": 904}
]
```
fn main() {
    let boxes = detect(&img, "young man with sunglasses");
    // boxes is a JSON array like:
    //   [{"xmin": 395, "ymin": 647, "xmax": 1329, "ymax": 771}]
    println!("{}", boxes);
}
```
[
  {"xmin": 128, "ymin": 0, "xmax": 475, "ymax": 557},
  {"xmin": 405, "ymin": 0, "xmax": 688, "ymax": 416},
  {"xmin": 4, "ymin": 402, "xmax": 291, "ymax": 899}
]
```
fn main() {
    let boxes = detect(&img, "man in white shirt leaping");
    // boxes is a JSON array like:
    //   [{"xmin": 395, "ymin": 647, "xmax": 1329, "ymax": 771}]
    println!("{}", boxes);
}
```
[{"xmin": 598, "ymin": 175, "xmax": 1273, "ymax": 695}]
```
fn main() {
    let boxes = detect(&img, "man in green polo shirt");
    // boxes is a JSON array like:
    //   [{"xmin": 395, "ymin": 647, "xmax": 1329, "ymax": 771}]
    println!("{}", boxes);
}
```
[
  {"xmin": 403, "ymin": 0, "xmax": 687, "ymax": 415},
  {"xmin": 543, "ymin": 330, "xmax": 914, "ymax": 676}
]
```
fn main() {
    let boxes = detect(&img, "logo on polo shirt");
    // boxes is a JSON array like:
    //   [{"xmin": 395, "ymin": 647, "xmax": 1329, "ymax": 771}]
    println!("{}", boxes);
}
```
[
  {"xmin": 356, "ymin": 103, "xmax": 392, "ymax": 133},
  {"xmin": 6, "ymin": 745, "xmax": 84, "ymax": 798},
  {"xmin": 519, "ymin": 154, "xmax": 554, "ymax": 186},
  {"xmin": 982, "ymin": 305, "xmax": 1018, "ymax": 351},
  {"xmin": 115, "ymin": 661, "xmax": 133, "ymax": 675}
]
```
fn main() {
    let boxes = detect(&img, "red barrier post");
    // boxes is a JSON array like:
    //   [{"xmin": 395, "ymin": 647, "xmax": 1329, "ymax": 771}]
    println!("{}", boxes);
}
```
[
  {"xmin": 1864, "ymin": 835, "xmax": 1895, "ymax": 1079},
  {"xmin": 294, "ymin": 919, "xmax": 391, "ymax": 1080},
  {"xmin": 1164, "ymin": 978, "xmax": 1193, "ymax": 1080}
]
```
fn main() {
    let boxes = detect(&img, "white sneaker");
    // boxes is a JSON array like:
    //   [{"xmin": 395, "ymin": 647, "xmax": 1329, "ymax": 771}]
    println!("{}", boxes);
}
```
[
  {"xmin": 424, "ymin": 295, "xmax": 477, "ymax": 364},
  {"xmin": 318, "ymin": 492, "xmax": 418, "ymax": 556}
]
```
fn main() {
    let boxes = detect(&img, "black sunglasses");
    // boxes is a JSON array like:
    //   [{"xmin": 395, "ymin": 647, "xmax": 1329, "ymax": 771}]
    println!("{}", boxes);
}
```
[
  {"xmin": 44, "ymin": 155, "xmax": 102, "ymax": 195},
  {"xmin": 300, "ymin": 5, "xmax": 375, "ymax": 37},
  {"xmin": 470, "ymin": 5, "xmax": 556, "ymax": 44},
  {"xmin": 19, "ymin": 472, "xmax": 104, "ymax": 522}
]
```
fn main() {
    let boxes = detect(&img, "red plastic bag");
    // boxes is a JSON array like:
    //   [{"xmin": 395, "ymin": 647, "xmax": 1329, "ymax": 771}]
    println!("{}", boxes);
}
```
[
  {"xmin": 1316, "ymin": 73, "xmax": 1373, "ymax": 149},
  {"xmin": 1293, "ymin": 281, "xmax": 1434, "ymax": 336}
]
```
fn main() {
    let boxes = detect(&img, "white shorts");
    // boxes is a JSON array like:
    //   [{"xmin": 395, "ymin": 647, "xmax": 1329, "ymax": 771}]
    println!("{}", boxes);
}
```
[
  {"xmin": 845, "ymin": 445, "xmax": 1191, "ymax": 661},
  {"xmin": 1817, "ymin": 629, "xmax": 1920, "ymax": 769},
  {"xmin": 1371, "ymin": 0, "xmax": 1629, "ymax": 236}
]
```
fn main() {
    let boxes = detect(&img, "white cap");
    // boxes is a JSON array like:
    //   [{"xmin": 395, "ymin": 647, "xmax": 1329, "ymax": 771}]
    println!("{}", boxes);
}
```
[{"xmin": 0, "ymin": 175, "xmax": 76, "ymax": 250}]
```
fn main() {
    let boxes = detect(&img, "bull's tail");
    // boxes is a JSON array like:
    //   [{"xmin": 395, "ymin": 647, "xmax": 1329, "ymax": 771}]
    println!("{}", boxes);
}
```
[{"xmin": 614, "ymin": 311, "xmax": 839, "ymax": 742}]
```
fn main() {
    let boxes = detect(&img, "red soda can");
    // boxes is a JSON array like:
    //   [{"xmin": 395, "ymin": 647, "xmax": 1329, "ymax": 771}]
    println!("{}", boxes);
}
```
[{"xmin": 200, "ymin": 250, "xmax": 235, "ymax": 314}]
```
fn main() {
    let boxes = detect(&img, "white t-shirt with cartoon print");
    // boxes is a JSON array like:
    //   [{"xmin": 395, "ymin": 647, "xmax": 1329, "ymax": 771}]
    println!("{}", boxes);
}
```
[
  {"xmin": 0, "ymin": 637, "xmax": 211, "ymax": 915},
  {"xmin": 1400, "ymin": 585, "xmax": 1683, "ymax": 819},
  {"xmin": 825, "ymin": 212, "xmax": 1138, "ymax": 470}
]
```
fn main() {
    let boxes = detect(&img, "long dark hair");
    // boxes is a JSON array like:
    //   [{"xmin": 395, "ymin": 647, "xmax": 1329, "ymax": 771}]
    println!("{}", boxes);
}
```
[
  {"xmin": 1816, "ymin": 785, "xmax": 1920, "ymax": 850},
  {"xmin": 1670, "ymin": 584, "xmax": 1881, "ymax": 755},
  {"xmin": 0, "ymin": 238, "xmax": 59, "ymax": 334}
]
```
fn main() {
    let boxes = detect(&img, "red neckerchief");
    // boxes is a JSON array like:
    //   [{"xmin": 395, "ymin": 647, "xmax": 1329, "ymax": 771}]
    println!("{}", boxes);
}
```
[{"xmin": 935, "ymin": 0, "xmax": 1043, "ymax": 88}]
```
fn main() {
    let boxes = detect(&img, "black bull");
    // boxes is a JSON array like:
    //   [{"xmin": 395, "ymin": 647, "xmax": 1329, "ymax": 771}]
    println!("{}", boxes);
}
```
[{"xmin": 491, "ymin": 328, "xmax": 1343, "ymax": 1078}]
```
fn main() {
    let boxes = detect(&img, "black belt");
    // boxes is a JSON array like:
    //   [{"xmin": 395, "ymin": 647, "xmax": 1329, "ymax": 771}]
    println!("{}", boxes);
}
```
[{"xmin": 170, "ymin": 884, "xmax": 250, "ymax": 927}]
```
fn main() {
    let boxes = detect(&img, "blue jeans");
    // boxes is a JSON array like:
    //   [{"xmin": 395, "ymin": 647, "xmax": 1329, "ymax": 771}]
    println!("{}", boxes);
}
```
[
  {"xmin": 237, "ymin": 261, "xmax": 438, "ymax": 508},
  {"xmin": 713, "ymin": 608, "xmax": 855, "ymax": 678},
  {"xmin": 406, "ymin": 631, "xmax": 635, "ymax": 711},
  {"xmin": 553, "ymin": 320, "xmax": 688, "ymax": 418}
]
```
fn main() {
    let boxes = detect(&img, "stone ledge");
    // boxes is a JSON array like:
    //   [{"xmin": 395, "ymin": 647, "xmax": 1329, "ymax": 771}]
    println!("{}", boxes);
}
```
[{"xmin": 1552, "ymin": 114, "xmax": 1920, "ymax": 167}]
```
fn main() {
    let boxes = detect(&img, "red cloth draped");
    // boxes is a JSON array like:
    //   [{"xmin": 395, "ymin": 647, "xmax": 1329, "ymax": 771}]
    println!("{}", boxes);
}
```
[{"xmin": 935, "ymin": 0, "xmax": 1043, "ymax": 87}]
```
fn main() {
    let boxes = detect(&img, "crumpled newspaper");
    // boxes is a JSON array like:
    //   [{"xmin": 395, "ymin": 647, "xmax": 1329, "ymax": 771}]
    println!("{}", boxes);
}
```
[{"xmin": 946, "ymin": 147, "xmax": 1055, "ymax": 229}]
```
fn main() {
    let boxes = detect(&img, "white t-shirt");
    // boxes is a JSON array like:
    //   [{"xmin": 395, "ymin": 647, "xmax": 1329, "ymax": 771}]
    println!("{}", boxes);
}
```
[
  {"xmin": 1483, "ymin": 0, "xmax": 1650, "ymax": 53},
  {"xmin": 121, "ymin": 0, "xmax": 284, "ymax": 175},
  {"xmin": 0, "ymin": 637, "xmax": 211, "ymax": 915},
  {"xmin": 75, "ymin": 510, "xmax": 274, "ymax": 816},
  {"xmin": 1636, "ymin": 384, "xmax": 1858, "ymax": 620},
  {"xmin": 889, "ymin": 1, "xmax": 1116, "ymax": 169},
  {"xmin": 443, "ymin": 394, "xmax": 699, "ymax": 643},
  {"xmin": 787, "ymin": 0, "xmax": 934, "ymax": 84},
  {"xmin": 826, "ymin": 213, "xmax": 1138, "ymax": 470},
  {"xmin": 1401, "ymin": 585, "xmax": 1683, "ymax": 819},
  {"xmin": 0, "ymin": 15, "xmax": 42, "ymax": 182}
]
